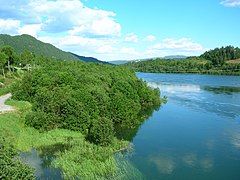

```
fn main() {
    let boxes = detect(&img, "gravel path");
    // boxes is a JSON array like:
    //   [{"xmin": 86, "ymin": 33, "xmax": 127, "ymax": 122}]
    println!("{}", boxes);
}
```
[{"xmin": 0, "ymin": 93, "xmax": 14, "ymax": 114}]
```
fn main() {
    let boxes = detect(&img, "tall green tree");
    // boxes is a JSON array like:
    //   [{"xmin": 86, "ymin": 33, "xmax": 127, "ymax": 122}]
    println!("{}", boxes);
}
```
[
  {"xmin": 1, "ymin": 46, "xmax": 15, "ymax": 72},
  {"xmin": 0, "ymin": 52, "xmax": 8, "ymax": 78},
  {"xmin": 20, "ymin": 50, "xmax": 34, "ymax": 70}
]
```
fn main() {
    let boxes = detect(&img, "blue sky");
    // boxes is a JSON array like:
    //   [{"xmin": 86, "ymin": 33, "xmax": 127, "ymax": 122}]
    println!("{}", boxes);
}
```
[{"xmin": 0, "ymin": 0, "xmax": 239, "ymax": 61}]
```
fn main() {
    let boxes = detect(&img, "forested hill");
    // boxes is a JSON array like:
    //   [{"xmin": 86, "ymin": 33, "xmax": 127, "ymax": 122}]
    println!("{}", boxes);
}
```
[
  {"xmin": 125, "ymin": 46, "xmax": 240, "ymax": 75},
  {"xmin": 70, "ymin": 53, "xmax": 110, "ymax": 64},
  {"xmin": 201, "ymin": 46, "xmax": 240, "ymax": 65},
  {"xmin": 0, "ymin": 34, "xmax": 104, "ymax": 63},
  {"xmin": 0, "ymin": 34, "xmax": 78, "ymax": 60}
]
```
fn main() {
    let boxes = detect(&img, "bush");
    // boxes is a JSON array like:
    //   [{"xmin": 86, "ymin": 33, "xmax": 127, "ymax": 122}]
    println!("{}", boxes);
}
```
[
  {"xmin": 12, "ymin": 59, "xmax": 161, "ymax": 145},
  {"xmin": 86, "ymin": 117, "xmax": 114, "ymax": 146}
]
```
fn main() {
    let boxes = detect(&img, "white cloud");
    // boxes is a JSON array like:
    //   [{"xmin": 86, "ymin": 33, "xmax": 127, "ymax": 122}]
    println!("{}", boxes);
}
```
[
  {"xmin": 220, "ymin": 0, "xmax": 240, "ymax": 7},
  {"xmin": 120, "ymin": 47, "xmax": 138, "ymax": 55},
  {"xmin": 0, "ymin": 18, "xmax": 20, "ymax": 34},
  {"xmin": 125, "ymin": 33, "xmax": 138, "ymax": 43},
  {"xmin": 151, "ymin": 38, "xmax": 203, "ymax": 52},
  {"xmin": 145, "ymin": 35, "xmax": 156, "ymax": 42},
  {"xmin": 143, "ymin": 38, "xmax": 204, "ymax": 58},
  {"xmin": 96, "ymin": 45, "xmax": 115, "ymax": 54},
  {"xmin": 0, "ymin": 1, "xmax": 205, "ymax": 61},
  {"xmin": 28, "ymin": 0, "xmax": 121, "ymax": 36},
  {"xmin": 18, "ymin": 24, "xmax": 42, "ymax": 37}
]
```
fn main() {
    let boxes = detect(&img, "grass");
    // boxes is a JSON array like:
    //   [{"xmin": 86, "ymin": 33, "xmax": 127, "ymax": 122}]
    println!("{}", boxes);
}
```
[
  {"xmin": 1, "ymin": 98, "xmax": 143, "ymax": 179},
  {"xmin": 0, "ymin": 72, "xmax": 23, "ymax": 96}
]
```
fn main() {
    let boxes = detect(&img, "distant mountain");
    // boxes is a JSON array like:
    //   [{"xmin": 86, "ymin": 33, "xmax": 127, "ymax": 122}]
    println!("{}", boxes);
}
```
[
  {"xmin": 110, "ymin": 60, "xmax": 129, "ymax": 65},
  {"xmin": 70, "ymin": 53, "xmax": 109, "ymax": 64},
  {"xmin": 111, "ymin": 56, "xmax": 188, "ymax": 65},
  {"xmin": 111, "ymin": 58, "xmax": 154, "ymax": 65},
  {"xmin": 0, "ymin": 34, "xmax": 106, "ymax": 64},
  {"xmin": 163, "ymin": 55, "xmax": 188, "ymax": 59}
]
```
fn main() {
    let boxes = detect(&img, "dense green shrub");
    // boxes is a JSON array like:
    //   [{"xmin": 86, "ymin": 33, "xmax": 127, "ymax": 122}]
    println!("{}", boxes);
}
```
[
  {"xmin": 0, "ymin": 137, "xmax": 35, "ymax": 179},
  {"xmin": 86, "ymin": 117, "xmax": 114, "ymax": 146},
  {"xmin": 12, "ymin": 59, "xmax": 161, "ymax": 146}
]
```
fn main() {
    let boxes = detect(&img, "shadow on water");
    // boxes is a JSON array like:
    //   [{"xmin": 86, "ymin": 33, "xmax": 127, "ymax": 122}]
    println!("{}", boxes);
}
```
[
  {"xmin": 115, "ymin": 105, "xmax": 161, "ymax": 141},
  {"xmin": 20, "ymin": 143, "xmax": 71, "ymax": 179},
  {"xmin": 202, "ymin": 86, "xmax": 240, "ymax": 95}
]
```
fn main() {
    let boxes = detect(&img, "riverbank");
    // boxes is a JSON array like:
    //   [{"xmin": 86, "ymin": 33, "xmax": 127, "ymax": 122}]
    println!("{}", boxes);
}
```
[
  {"xmin": 0, "ymin": 63, "xmax": 160, "ymax": 179},
  {"xmin": 124, "ymin": 58, "xmax": 240, "ymax": 76},
  {"xmin": 0, "ymin": 98, "xmax": 135, "ymax": 179}
]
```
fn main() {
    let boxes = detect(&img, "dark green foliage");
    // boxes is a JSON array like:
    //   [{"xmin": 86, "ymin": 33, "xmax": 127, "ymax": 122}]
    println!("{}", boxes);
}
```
[
  {"xmin": 86, "ymin": 117, "xmax": 114, "ymax": 146},
  {"xmin": 0, "ymin": 34, "xmax": 78, "ymax": 61},
  {"xmin": 20, "ymin": 50, "xmax": 35, "ymax": 67},
  {"xmin": 12, "ymin": 59, "xmax": 161, "ymax": 146},
  {"xmin": 0, "ymin": 52, "xmax": 7, "ymax": 77},
  {"xmin": 71, "ymin": 53, "xmax": 109, "ymax": 64},
  {"xmin": 1, "ymin": 46, "xmax": 15, "ymax": 71},
  {"xmin": 0, "ymin": 137, "xmax": 35, "ymax": 179},
  {"xmin": 1, "ymin": 46, "xmax": 14, "ymax": 61},
  {"xmin": 0, "ymin": 34, "xmax": 104, "ymax": 63},
  {"xmin": 201, "ymin": 46, "xmax": 240, "ymax": 66},
  {"xmin": 125, "ymin": 57, "xmax": 240, "ymax": 75}
]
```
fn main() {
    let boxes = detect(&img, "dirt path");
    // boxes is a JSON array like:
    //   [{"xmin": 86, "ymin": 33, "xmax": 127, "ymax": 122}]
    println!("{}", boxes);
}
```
[{"xmin": 0, "ymin": 93, "xmax": 14, "ymax": 114}]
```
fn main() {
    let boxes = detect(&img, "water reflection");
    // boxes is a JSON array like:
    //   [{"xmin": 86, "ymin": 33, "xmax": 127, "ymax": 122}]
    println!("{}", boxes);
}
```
[
  {"xmin": 115, "ymin": 105, "xmax": 159, "ymax": 141},
  {"xmin": 147, "ymin": 82, "xmax": 201, "ymax": 94},
  {"xmin": 230, "ymin": 131, "xmax": 240, "ymax": 150},
  {"xmin": 147, "ymin": 153, "xmax": 215, "ymax": 176},
  {"xmin": 200, "ymin": 157, "xmax": 214, "ymax": 171},
  {"xmin": 130, "ymin": 73, "xmax": 240, "ymax": 180},
  {"xmin": 20, "ymin": 149, "xmax": 62, "ymax": 179},
  {"xmin": 147, "ymin": 81, "xmax": 240, "ymax": 119},
  {"xmin": 149, "ymin": 155, "xmax": 176, "ymax": 174},
  {"xmin": 19, "ymin": 143, "xmax": 72, "ymax": 179},
  {"xmin": 203, "ymin": 86, "xmax": 240, "ymax": 95},
  {"xmin": 182, "ymin": 153, "xmax": 197, "ymax": 167}
]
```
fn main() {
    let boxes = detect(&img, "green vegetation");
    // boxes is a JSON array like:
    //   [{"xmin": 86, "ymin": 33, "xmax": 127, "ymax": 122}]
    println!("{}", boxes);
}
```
[
  {"xmin": 0, "ymin": 34, "xmax": 104, "ymax": 63},
  {"xmin": 12, "ymin": 60, "xmax": 161, "ymax": 146},
  {"xmin": 0, "ymin": 75, "xmax": 20, "ymax": 96},
  {"xmin": 0, "ymin": 136, "xmax": 35, "ymax": 179},
  {"xmin": 201, "ymin": 46, "xmax": 240, "ymax": 66},
  {"xmin": 125, "ymin": 47, "xmax": 240, "ymax": 75},
  {"xmin": 0, "ymin": 34, "xmax": 78, "ymax": 61},
  {"xmin": 0, "ymin": 41, "xmax": 161, "ymax": 178},
  {"xmin": 0, "ymin": 99, "xmax": 143, "ymax": 178}
]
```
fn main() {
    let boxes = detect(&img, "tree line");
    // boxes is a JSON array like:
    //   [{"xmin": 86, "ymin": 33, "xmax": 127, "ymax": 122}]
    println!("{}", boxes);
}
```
[
  {"xmin": 201, "ymin": 46, "xmax": 240, "ymax": 66},
  {"xmin": 125, "ymin": 46, "xmax": 240, "ymax": 75},
  {"xmin": 0, "ymin": 45, "xmax": 39, "ymax": 77}
]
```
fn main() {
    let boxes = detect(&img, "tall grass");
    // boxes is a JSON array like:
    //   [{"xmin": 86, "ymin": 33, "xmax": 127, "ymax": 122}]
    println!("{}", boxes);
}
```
[{"xmin": 0, "ymin": 99, "xmax": 142, "ymax": 179}]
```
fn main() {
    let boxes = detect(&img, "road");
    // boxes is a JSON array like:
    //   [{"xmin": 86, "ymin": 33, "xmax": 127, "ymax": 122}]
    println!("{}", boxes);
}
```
[{"xmin": 0, "ymin": 93, "xmax": 14, "ymax": 114}]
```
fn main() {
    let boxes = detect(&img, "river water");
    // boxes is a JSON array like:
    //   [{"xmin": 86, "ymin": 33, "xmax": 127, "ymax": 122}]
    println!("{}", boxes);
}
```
[
  {"xmin": 20, "ymin": 73, "xmax": 240, "ymax": 179},
  {"xmin": 128, "ymin": 73, "xmax": 240, "ymax": 180}
]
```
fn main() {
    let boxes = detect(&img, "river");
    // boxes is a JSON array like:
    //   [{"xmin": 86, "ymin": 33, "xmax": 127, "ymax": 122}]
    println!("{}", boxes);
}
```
[
  {"xmin": 20, "ymin": 73, "xmax": 240, "ymax": 179},
  {"xmin": 128, "ymin": 72, "xmax": 240, "ymax": 180}
]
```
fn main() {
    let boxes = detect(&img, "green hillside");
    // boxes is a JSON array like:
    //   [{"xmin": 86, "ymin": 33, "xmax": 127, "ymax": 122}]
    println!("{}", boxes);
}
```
[
  {"xmin": 0, "ymin": 34, "xmax": 79, "ymax": 61},
  {"xmin": 125, "ymin": 46, "xmax": 240, "ymax": 75}
]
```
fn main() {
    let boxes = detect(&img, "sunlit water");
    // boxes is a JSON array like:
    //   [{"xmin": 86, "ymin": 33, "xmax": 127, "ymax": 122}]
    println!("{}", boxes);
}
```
[{"xmin": 128, "ymin": 73, "xmax": 240, "ymax": 180}]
